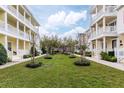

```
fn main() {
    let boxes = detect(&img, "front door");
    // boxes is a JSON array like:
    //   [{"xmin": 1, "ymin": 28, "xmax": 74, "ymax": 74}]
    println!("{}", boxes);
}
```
[
  {"xmin": 8, "ymin": 42, "xmax": 12, "ymax": 51},
  {"xmin": 112, "ymin": 40, "xmax": 117, "ymax": 49}
]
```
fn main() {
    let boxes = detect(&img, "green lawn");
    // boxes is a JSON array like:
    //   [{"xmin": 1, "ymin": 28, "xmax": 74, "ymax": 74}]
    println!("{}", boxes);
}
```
[{"xmin": 0, "ymin": 54, "xmax": 124, "ymax": 88}]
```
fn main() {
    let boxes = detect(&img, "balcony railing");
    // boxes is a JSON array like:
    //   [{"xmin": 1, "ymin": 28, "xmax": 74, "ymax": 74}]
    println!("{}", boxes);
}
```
[
  {"xmin": 18, "ymin": 12, "xmax": 24, "ymax": 21},
  {"xmin": 7, "ymin": 6, "xmax": 17, "ymax": 16},
  {"xmin": 19, "ymin": 30, "xmax": 25, "ymax": 38},
  {"xmin": 90, "ymin": 26, "xmax": 117, "ymax": 39},
  {"xmin": 7, "ymin": 24, "xmax": 18, "ymax": 36},
  {"xmin": 18, "ymin": 49, "xmax": 29, "ymax": 55},
  {"xmin": 92, "ymin": 6, "xmax": 116, "ymax": 22},
  {"xmin": 1, "ymin": 5, "xmax": 37, "ymax": 33},
  {"xmin": 25, "ymin": 33, "xmax": 30, "ymax": 40},
  {"xmin": 0, "ymin": 20, "xmax": 5, "ymax": 31}
]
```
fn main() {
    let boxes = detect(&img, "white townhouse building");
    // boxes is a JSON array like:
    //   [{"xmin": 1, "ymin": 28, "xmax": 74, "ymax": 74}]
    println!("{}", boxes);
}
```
[
  {"xmin": 0, "ymin": 5, "xmax": 40, "ymax": 61},
  {"xmin": 89, "ymin": 5, "xmax": 117, "ymax": 59}
]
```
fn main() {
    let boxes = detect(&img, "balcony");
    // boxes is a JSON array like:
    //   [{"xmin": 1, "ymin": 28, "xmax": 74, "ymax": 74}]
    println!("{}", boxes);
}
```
[
  {"xmin": 7, "ymin": 24, "xmax": 18, "ymax": 36},
  {"xmin": 18, "ymin": 12, "xmax": 24, "ymax": 21},
  {"xmin": 25, "ymin": 33, "xmax": 30, "ymax": 40},
  {"xmin": 7, "ymin": 6, "xmax": 17, "ymax": 16},
  {"xmin": 92, "ymin": 6, "xmax": 117, "ymax": 23},
  {"xmin": 19, "ymin": 30, "xmax": 25, "ymax": 38},
  {"xmin": 1, "ymin": 6, "xmax": 34, "ymax": 29},
  {"xmin": 90, "ymin": 26, "xmax": 117, "ymax": 40}
]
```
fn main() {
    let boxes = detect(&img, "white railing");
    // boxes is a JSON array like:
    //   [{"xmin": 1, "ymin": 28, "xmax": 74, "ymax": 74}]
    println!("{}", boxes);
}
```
[
  {"xmin": 92, "ymin": 6, "xmax": 116, "ymax": 22},
  {"xmin": 0, "ymin": 20, "xmax": 5, "ymax": 30},
  {"xmin": 7, "ymin": 24, "xmax": 18, "ymax": 36},
  {"xmin": 19, "ymin": 30, "xmax": 25, "ymax": 38},
  {"xmin": 7, "ymin": 6, "xmax": 17, "ymax": 16},
  {"xmin": 25, "ymin": 33, "xmax": 30, "ymax": 40},
  {"xmin": 106, "ymin": 26, "xmax": 116, "ymax": 32},
  {"xmin": 92, "ymin": 9, "xmax": 103, "ymax": 22},
  {"xmin": 105, "ymin": 6, "xmax": 116, "ymax": 13},
  {"xmin": 18, "ymin": 49, "xmax": 29, "ymax": 55},
  {"xmin": 91, "ymin": 26, "xmax": 116, "ymax": 38},
  {"xmin": 18, "ymin": 12, "xmax": 24, "ymax": 21}
]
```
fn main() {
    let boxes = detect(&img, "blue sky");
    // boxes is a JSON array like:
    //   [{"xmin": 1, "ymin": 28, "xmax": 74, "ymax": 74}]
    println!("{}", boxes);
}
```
[{"xmin": 27, "ymin": 5, "xmax": 91, "ymax": 38}]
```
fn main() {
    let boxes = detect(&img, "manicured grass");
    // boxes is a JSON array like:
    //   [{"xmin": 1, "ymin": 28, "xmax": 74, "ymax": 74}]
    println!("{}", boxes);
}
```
[{"xmin": 0, "ymin": 54, "xmax": 124, "ymax": 88}]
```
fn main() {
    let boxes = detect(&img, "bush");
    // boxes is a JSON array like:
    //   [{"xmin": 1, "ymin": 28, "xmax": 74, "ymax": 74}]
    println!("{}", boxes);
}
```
[
  {"xmin": 30, "ymin": 46, "xmax": 40, "ymax": 56},
  {"xmin": 0, "ymin": 43, "xmax": 7, "ymax": 65},
  {"xmin": 85, "ymin": 51, "xmax": 92, "ymax": 57},
  {"xmin": 44, "ymin": 54, "xmax": 52, "ymax": 59},
  {"xmin": 26, "ymin": 62, "xmax": 42, "ymax": 68},
  {"xmin": 100, "ymin": 52, "xmax": 117, "ymax": 62},
  {"xmin": 74, "ymin": 58, "xmax": 91, "ymax": 66},
  {"xmin": 23, "ymin": 54, "xmax": 32, "ymax": 59},
  {"xmin": 69, "ymin": 54, "xmax": 76, "ymax": 58}
]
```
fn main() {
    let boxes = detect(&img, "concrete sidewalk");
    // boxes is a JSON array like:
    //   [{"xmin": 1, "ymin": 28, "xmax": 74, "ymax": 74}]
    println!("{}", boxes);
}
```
[
  {"xmin": 0, "ymin": 55, "xmax": 45, "ymax": 69},
  {"xmin": 75, "ymin": 54, "xmax": 124, "ymax": 71}
]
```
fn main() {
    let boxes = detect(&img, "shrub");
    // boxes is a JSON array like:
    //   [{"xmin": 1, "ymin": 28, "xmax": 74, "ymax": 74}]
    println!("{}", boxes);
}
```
[
  {"xmin": 44, "ymin": 54, "xmax": 52, "ymax": 59},
  {"xmin": 100, "ymin": 52, "xmax": 117, "ymax": 62},
  {"xmin": 85, "ymin": 51, "xmax": 92, "ymax": 57},
  {"xmin": 30, "ymin": 46, "xmax": 40, "ymax": 56},
  {"xmin": 26, "ymin": 62, "xmax": 42, "ymax": 68},
  {"xmin": 74, "ymin": 58, "xmax": 91, "ymax": 66},
  {"xmin": 69, "ymin": 54, "xmax": 76, "ymax": 58},
  {"xmin": 0, "ymin": 43, "xmax": 7, "ymax": 65},
  {"xmin": 23, "ymin": 54, "xmax": 32, "ymax": 59}
]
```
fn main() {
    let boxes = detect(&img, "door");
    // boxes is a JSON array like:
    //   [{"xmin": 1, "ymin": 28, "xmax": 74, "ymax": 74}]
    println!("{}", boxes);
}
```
[{"xmin": 8, "ymin": 42, "xmax": 12, "ymax": 51}]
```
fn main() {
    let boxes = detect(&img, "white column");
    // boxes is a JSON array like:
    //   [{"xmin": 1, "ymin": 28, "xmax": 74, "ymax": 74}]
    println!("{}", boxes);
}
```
[
  {"xmin": 24, "ymin": 11, "xmax": 26, "ymax": 22},
  {"xmin": 96, "ymin": 39, "xmax": 98, "ymax": 58},
  {"xmin": 16, "ymin": 39, "xmax": 19, "ymax": 55},
  {"xmin": 5, "ymin": 35, "xmax": 8, "ymax": 51},
  {"xmin": 116, "ymin": 36, "xmax": 120, "ymax": 63},
  {"xmin": 5, "ymin": 12, "xmax": 7, "ymax": 31},
  {"xmin": 17, "ymin": 5, "xmax": 19, "ymax": 17},
  {"xmin": 17, "ymin": 21, "xmax": 19, "ymax": 36},
  {"xmin": 24, "ymin": 41, "xmax": 25, "ymax": 51},
  {"xmin": 103, "ymin": 37, "xmax": 106, "ymax": 52},
  {"xmin": 95, "ymin": 6, "xmax": 98, "ymax": 15},
  {"xmin": 103, "ymin": 17, "xmax": 106, "ymax": 32},
  {"xmin": 96, "ymin": 23, "xmax": 98, "ymax": 35},
  {"xmin": 29, "ymin": 30, "xmax": 31, "ymax": 41},
  {"xmin": 24, "ymin": 26, "xmax": 26, "ymax": 39},
  {"xmin": 4, "ymin": 12, "xmax": 8, "ymax": 54},
  {"xmin": 103, "ymin": 5, "xmax": 106, "ymax": 12}
]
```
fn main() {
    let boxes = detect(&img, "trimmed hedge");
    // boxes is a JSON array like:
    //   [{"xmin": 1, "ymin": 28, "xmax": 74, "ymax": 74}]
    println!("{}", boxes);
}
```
[
  {"xmin": 100, "ymin": 52, "xmax": 117, "ymax": 62},
  {"xmin": 0, "ymin": 43, "xmax": 7, "ymax": 65},
  {"xmin": 74, "ymin": 58, "xmax": 91, "ymax": 66},
  {"xmin": 44, "ymin": 54, "xmax": 52, "ymax": 59},
  {"xmin": 69, "ymin": 54, "xmax": 76, "ymax": 58},
  {"xmin": 26, "ymin": 62, "xmax": 42, "ymax": 68},
  {"xmin": 85, "ymin": 51, "xmax": 92, "ymax": 57},
  {"xmin": 23, "ymin": 54, "xmax": 32, "ymax": 59}
]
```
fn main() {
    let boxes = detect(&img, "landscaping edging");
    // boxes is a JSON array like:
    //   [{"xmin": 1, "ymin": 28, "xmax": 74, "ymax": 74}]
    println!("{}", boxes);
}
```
[{"xmin": 0, "ymin": 54, "xmax": 45, "ymax": 69}]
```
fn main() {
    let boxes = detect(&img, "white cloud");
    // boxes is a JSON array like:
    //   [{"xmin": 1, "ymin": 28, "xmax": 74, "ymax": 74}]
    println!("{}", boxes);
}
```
[
  {"xmin": 46, "ymin": 10, "xmax": 87, "ymax": 29},
  {"xmin": 64, "ymin": 11, "xmax": 87, "ymax": 26},
  {"xmin": 47, "ymin": 11, "xmax": 66, "ymax": 27},
  {"xmin": 59, "ymin": 27, "xmax": 86, "ymax": 40},
  {"xmin": 39, "ymin": 27, "xmax": 57, "ymax": 38}
]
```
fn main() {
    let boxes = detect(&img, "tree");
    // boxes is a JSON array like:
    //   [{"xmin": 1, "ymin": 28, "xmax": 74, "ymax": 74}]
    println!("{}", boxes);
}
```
[{"xmin": 81, "ymin": 44, "xmax": 87, "ymax": 57}]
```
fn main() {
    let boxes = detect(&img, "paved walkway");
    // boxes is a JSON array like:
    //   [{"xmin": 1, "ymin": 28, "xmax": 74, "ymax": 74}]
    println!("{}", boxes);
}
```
[
  {"xmin": 75, "ymin": 54, "xmax": 124, "ymax": 71},
  {"xmin": 0, "ymin": 55, "xmax": 45, "ymax": 69}
]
